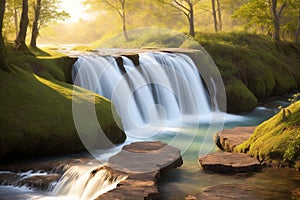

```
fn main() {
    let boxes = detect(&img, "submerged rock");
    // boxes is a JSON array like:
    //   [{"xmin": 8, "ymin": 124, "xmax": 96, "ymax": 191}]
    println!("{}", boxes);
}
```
[
  {"xmin": 185, "ymin": 184, "xmax": 292, "ymax": 200},
  {"xmin": 215, "ymin": 126, "xmax": 256, "ymax": 152},
  {"xmin": 199, "ymin": 152, "xmax": 262, "ymax": 173}
]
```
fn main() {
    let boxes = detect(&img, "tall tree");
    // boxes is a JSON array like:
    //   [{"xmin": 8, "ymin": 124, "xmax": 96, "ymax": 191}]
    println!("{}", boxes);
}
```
[
  {"xmin": 30, "ymin": 0, "xmax": 41, "ymax": 47},
  {"xmin": 15, "ymin": 0, "xmax": 29, "ymax": 51},
  {"xmin": 0, "ymin": 0, "xmax": 10, "ymax": 71},
  {"xmin": 216, "ymin": 0, "xmax": 222, "ymax": 31},
  {"xmin": 295, "ymin": 9, "xmax": 300, "ymax": 43},
  {"xmin": 269, "ymin": 0, "xmax": 287, "ymax": 41},
  {"xmin": 157, "ymin": 0, "xmax": 201, "ymax": 37},
  {"xmin": 211, "ymin": 0, "xmax": 218, "ymax": 32},
  {"xmin": 83, "ymin": 0, "xmax": 129, "ymax": 41}
]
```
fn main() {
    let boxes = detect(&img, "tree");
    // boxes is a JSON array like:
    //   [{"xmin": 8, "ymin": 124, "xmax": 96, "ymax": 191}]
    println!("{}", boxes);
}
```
[
  {"xmin": 0, "ymin": 0, "xmax": 10, "ymax": 71},
  {"xmin": 30, "ymin": 0, "xmax": 41, "ymax": 47},
  {"xmin": 295, "ymin": 9, "xmax": 300, "ymax": 43},
  {"xmin": 83, "ymin": 0, "xmax": 130, "ymax": 41},
  {"xmin": 30, "ymin": 0, "xmax": 69, "ymax": 47},
  {"xmin": 233, "ymin": 0, "xmax": 274, "ymax": 35},
  {"xmin": 216, "ymin": 0, "xmax": 222, "ymax": 31},
  {"xmin": 15, "ymin": 0, "xmax": 29, "ymax": 51},
  {"xmin": 211, "ymin": 0, "xmax": 218, "ymax": 32},
  {"xmin": 269, "ymin": 0, "xmax": 287, "ymax": 41},
  {"xmin": 157, "ymin": 0, "xmax": 201, "ymax": 37}
]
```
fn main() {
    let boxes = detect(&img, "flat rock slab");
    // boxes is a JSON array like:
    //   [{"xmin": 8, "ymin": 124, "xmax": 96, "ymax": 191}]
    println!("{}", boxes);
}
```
[
  {"xmin": 185, "ymin": 184, "xmax": 292, "ymax": 200},
  {"xmin": 199, "ymin": 152, "xmax": 261, "ymax": 173},
  {"xmin": 97, "ymin": 141, "xmax": 183, "ymax": 200},
  {"xmin": 215, "ymin": 126, "xmax": 256, "ymax": 152}
]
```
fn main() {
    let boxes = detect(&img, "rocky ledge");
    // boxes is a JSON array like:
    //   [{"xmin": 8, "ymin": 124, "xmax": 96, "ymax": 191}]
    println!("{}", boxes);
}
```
[
  {"xmin": 215, "ymin": 126, "xmax": 256, "ymax": 152},
  {"xmin": 0, "ymin": 141, "xmax": 183, "ymax": 200},
  {"xmin": 199, "ymin": 152, "xmax": 262, "ymax": 173},
  {"xmin": 97, "ymin": 141, "xmax": 183, "ymax": 200},
  {"xmin": 185, "ymin": 184, "xmax": 295, "ymax": 200}
]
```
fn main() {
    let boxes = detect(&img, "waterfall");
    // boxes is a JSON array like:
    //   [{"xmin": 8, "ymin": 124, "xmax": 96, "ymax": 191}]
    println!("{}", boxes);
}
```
[
  {"xmin": 72, "ymin": 52, "xmax": 211, "ymax": 135},
  {"xmin": 51, "ymin": 165, "xmax": 127, "ymax": 200}
]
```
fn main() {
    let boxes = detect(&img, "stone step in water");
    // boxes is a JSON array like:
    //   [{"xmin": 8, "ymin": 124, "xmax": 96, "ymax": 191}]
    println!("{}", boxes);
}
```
[{"xmin": 199, "ymin": 152, "xmax": 262, "ymax": 173}]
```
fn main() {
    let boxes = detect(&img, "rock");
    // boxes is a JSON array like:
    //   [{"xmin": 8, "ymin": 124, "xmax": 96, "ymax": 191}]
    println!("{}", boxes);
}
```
[
  {"xmin": 185, "ymin": 184, "xmax": 290, "ymax": 200},
  {"xmin": 96, "ymin": 141, "xmax": 183, "ymax": 200},
  {"xmin": 199, "ymin": 152, "xmax": 262, "ymax": 173},
  {"xmin": 0, "ymin": 171, "xmax": 60, "ymax": 190},
  {"xmin": 215, "ymin": 126, "xmax": 256, "ymax": 152},
  {"xmin": 18, "ymin": 174, "xmax": 60, "ymax": 190}
]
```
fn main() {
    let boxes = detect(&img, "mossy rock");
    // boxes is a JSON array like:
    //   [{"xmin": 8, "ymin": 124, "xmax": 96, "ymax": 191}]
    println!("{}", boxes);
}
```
[
  {"xmin": 0, "ymin": 67, "xmax": 126, "ymax": 159},
  {"xmin": 225, "ymin": 78, "xmax": 258, "ymax": 113},
  {"xmin": 236, "ymin": 100, "xmax": 300, "ymax": 168}
]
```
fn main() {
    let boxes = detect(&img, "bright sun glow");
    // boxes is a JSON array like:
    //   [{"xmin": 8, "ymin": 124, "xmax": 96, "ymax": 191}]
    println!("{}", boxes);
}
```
[{"xmin": 60, "ymin": 0, "xmax": 91, "ymax": 22}]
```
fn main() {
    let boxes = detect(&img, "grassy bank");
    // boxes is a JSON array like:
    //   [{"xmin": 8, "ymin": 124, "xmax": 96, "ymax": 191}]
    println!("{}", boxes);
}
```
[
  {"xmin": 0, "ymin": 47, "xmax": 126, "ymax": 159},
  {"xmin": 236, "ymin": 99, "xmax": 300, "ymax": 169},
  {"xmin": 81, "ymin": 31, "xmax": 300, "ymax": 113}
]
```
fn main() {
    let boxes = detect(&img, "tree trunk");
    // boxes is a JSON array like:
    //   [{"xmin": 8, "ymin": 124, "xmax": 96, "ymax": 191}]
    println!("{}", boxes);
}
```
[
  {"xmin": 121, "ymin": 0, "xmax": 129, "ymax": 41},
  {"xmin": 271, "ymin": 0, "xmax": 286, "ymax": 42},
  {"xmin": 188, "ymin": 2, "xmax": 195, "ymax": 37},
  {"xmin": 30, "ymin": 0, "xmax": 41, "ymax": 47},
  {"xmin": 0, "ymin": 0, "xmax": 10, "ymax": 72},
  {"xmin": 14, "ymin": 6, "xmax": 19, "ymax": 39},
  {"xmin": 212, "ymin": 0, "xmax": 218, "ymax": 33},
  {"xmin": 15, "ymin": 0, "xmax": 29, "ymax": 51},
  {"xmin": 216, "ymin": 0, "xmax": 222, "ymax": 31},
  {"xmin": 294, "ymin": 9, "xmax": 300, "ymax": 44}
]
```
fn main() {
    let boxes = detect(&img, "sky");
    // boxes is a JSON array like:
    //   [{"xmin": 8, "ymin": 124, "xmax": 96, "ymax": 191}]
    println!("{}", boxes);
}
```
[{"xmin": 60, "ymin": 0, "xmax": 91, "ymax": 22}]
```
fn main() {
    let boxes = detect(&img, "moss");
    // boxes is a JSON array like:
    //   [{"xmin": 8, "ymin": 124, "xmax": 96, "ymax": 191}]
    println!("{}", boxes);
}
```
[
  {"xmin": 236, "ymin": 100, "xmax": 300, "ymax": 168},
  {"xmin": 0, "ymin": 48, "xmax": 126, "ymax": 159},
  {"xmin": 225, "ymin": 78, "xmax": 258, "ymax": 113},
  {"xmin": 194, "ymin": 32, "xmax": 300, "ymax": 112}
]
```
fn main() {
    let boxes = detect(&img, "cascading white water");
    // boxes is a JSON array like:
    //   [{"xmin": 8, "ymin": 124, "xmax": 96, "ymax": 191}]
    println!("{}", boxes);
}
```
[
  {"xmin": 72, "ymin": 52, "xmax": 211, "ymax": 135},
  {"xmin": 51, "ymin": 165, "xmax": 127, "ymax": 200},
  {"xmin": 63, "ymin": 52, "xmax": 211, "ymax": 199}
]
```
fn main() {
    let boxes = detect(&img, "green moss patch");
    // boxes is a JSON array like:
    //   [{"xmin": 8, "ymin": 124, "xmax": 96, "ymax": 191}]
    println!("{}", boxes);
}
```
[
  {"xmin": 236, "ymin": 100, "xmax": 300, "ymax": 168},
  {"xmin": 0, "ymin": 48, "xmax": 125, "ymax": 159}
]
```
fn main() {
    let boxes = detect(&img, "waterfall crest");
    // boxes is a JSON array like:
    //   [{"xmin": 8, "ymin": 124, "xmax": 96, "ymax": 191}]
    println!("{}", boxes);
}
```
[{"xmin": 72, "ymin": 52, "xmax": 211, "ymax": 136}]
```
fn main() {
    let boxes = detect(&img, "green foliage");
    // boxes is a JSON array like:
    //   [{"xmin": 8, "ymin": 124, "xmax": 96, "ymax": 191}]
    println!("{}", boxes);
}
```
[
  {"xmin": 236, "ymin": 100, "xmax": 300, "ymax": 168},
  {"xmin": 193, "ymin": 32, "xmax": 300, "ymax": 112},
  {"xmin": 284, "ymin": 134, "xmax": 300, "ymax": 165}
]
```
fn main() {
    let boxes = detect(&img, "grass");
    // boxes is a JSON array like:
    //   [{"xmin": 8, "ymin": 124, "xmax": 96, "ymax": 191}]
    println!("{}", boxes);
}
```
[
  {"xmin": 0, "ymin": 47, "xmax": 126, "ymax": 159},
  {"xmin": 236, "ymin": 100, "xmax": 300, "ymax": 168}
]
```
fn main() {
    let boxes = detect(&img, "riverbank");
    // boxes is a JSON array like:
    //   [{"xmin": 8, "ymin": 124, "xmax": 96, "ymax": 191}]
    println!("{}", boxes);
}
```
[{"xmin": 0, "ymin": 47, "xmax": 126, "ymax": 159}]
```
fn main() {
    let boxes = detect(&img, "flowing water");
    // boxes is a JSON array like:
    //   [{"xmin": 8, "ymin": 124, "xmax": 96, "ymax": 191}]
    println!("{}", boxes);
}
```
[{"xmin": 0, "ymin": 52, "xmax": 298, "ymax": 199}]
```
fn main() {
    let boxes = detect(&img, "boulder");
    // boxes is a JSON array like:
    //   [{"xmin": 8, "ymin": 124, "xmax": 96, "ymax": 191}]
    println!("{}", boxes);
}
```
[
  {"xmin": 97, "ymin": 141, "xmax": 183, "ymax": 200},
  {"xmin": 199, "ymin": 152, "xmax": 262, "ymax": 173},
  {"xmin": 215, "ymin": 126, "xmax": 256, "ymax": 152}
]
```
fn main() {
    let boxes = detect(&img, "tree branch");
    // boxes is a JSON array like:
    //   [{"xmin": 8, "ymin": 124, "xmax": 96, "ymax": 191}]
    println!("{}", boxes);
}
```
[
  {"xmin": 157, "ymin": 0, "xmax": 189, "ymax": 16},
  {"xmin": 278, "ymin": 0, "xmax": 287, "ymax": 16},
  {"xmin": 174, "ymin": 0, "xmax": 190, "ymax": 12},
  {"xmin": 103, "ymin": 0, "xmax": 123, "ymax": 17}
]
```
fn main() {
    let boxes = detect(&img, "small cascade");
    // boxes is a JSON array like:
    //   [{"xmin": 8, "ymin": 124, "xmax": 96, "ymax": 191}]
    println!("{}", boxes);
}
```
[
  {"xmin": 51, "ymin": 165, "xmax": 127, "ymax": 200},
  {"xmin": 72, "ymin": 52, "xmax": 211, "ymax": 134}
]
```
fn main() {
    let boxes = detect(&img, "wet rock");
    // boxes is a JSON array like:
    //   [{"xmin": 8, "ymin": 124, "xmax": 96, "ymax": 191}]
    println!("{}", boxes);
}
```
[
  {"xmin": 185, "ymin": 184, "xmax": 291, "ymax": 200},
  {"xmin": 18, "ymin": 174, "xmax": 60, "ymax": 190},
  {"xmin": 199, "ymin": 152, "xmax": 262, "ymax": 173},
  {"xmin": 96, "ymin": 141, "xmax": 183, "ymax": 200},
  {"xmin": 0, "ymin": 171, "xmax": 60, "ymax": 190},
  {"xmin": 215, "ymin": 126, "xmax": 256, "ymax": 152}
]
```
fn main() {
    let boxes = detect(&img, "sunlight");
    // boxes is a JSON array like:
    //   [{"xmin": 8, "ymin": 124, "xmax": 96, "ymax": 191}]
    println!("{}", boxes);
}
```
[{"xmin": 60, "ymin": 0, "xmax": 91, "ymax": 22}]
